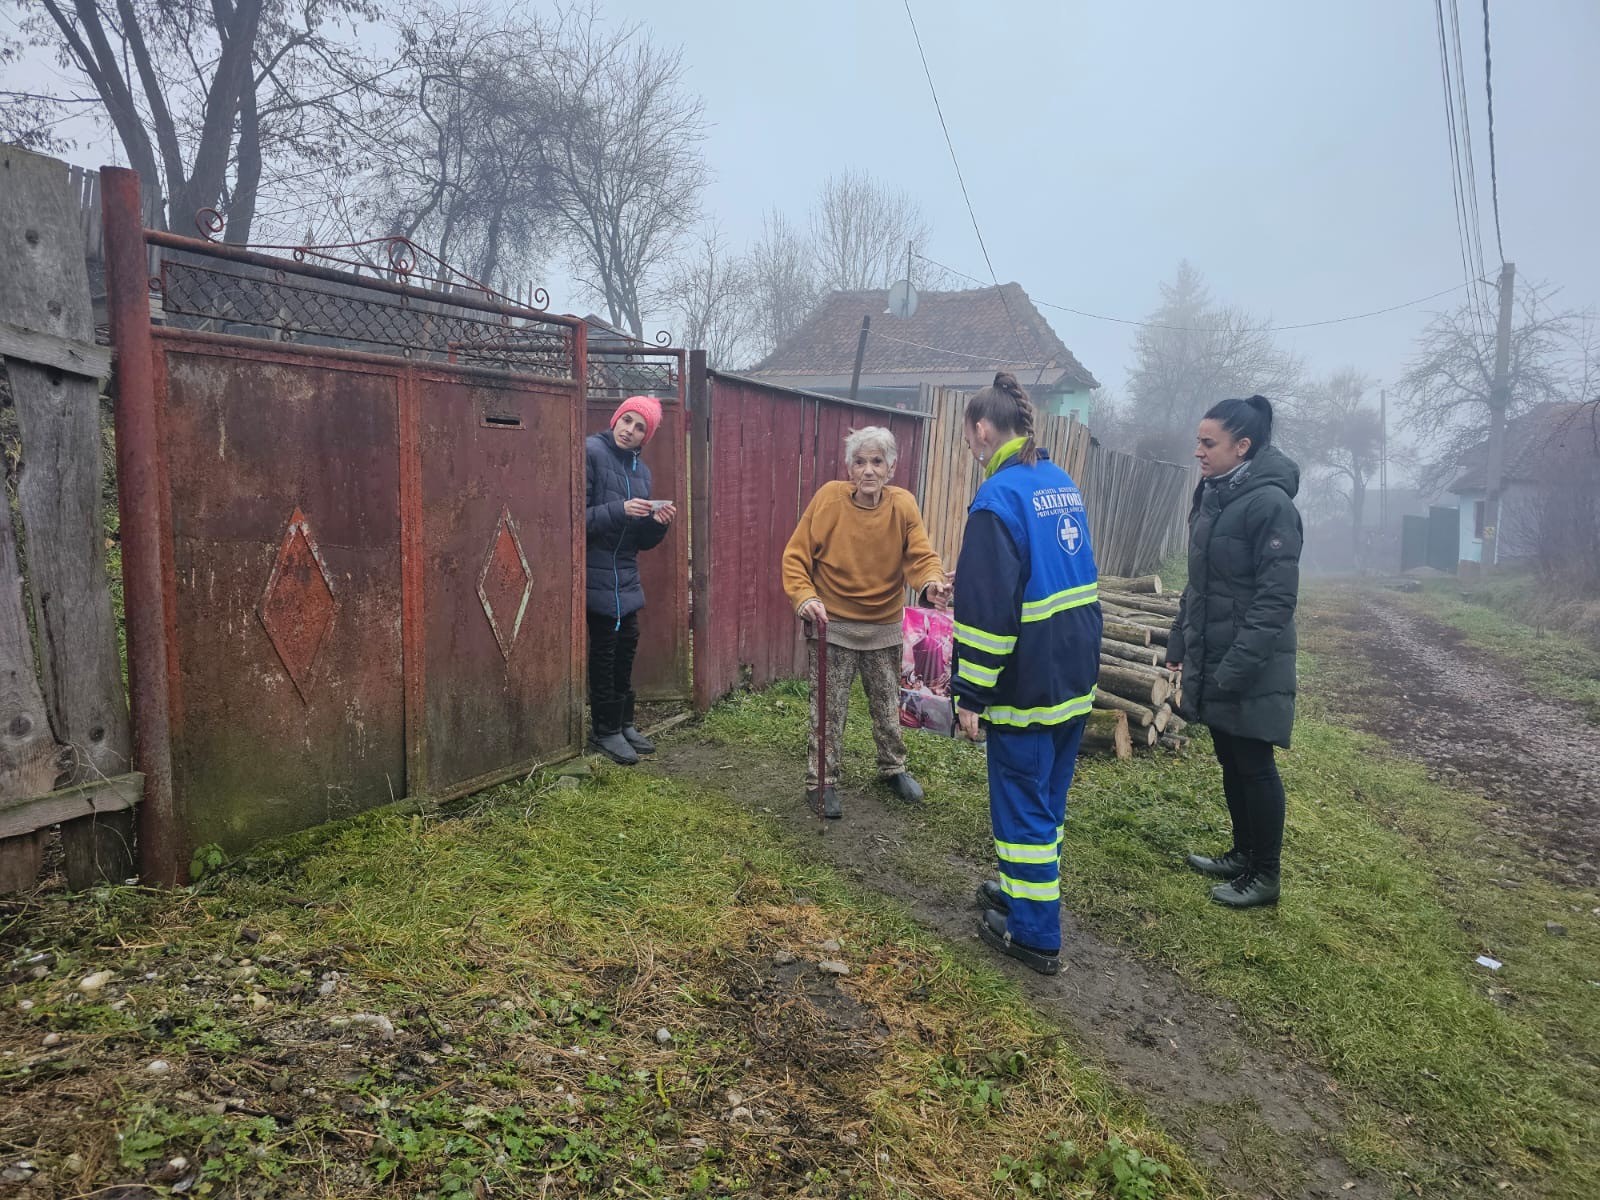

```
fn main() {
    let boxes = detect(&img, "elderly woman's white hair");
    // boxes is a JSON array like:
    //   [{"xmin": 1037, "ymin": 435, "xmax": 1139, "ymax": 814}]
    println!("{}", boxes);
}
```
[{"xmin": 845, "ymin": 425, "xmax": 898, "ymax": 467}]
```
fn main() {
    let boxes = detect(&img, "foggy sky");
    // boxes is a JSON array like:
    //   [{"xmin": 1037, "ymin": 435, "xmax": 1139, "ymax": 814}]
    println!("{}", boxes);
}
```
[
  {"xmin": 625, "ymin": 0, "xmax": 1598, "ymax": 402},
  {"xmin": 16, "ymin": 0, "xmax": 1599, "ymax": 410}
]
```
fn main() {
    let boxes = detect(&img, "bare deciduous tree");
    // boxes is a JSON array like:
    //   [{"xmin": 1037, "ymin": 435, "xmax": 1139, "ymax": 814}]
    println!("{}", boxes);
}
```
[
  {"xmin": 809, "ymin": 169, "xmax": 932, "ymax": 292},
  {"xmin": 1126, "ymin": 261, "xmax": 1303, "ymax": 463},
  {"xmin": 5, "ymin": 0, "xmax": 390, "ymax": 242},
  {"xmin": 667, "ymin": 223, "xmax": 753, "ymax": 369},
  {"xmin": 353, "ymin": 6, "xmax": 562, "ymax": 287},
  {"xmin": 1397, "ymin": 280, "xmax": 1587, "ymax": 490},
  {"xmin": 744, "ymin": 209, "xmax": 818, "ymax": 359},
  {"xmin": 1286, "ymin": 369, "xmax": 1383, "ymax": 563},
  {"xmin": 541, "ymin": 5, "xmax": 706, "ymax": 337}
]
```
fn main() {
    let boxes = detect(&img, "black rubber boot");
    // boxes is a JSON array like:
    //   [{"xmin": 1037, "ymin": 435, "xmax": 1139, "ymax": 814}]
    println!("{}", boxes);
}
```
[
  {"xmin": 805, "ymin": 787, "xmax": 842, "ymax": 819},
  {"xmin": 975, "ymin": 909, "xmax": 1060, "ymax": 976},
  {"xmin": 976, "ymin": 880, "xmax": 1009, "ymax": 914},
  {"xmin": 883, "ymin": 772, "xmax": 925, "ymax": 806},
  {"xmin": 1210, "ymin": 868, "xmax": 1281, "ymax": 909},
  {"xmin": 619, "ymin": 693, "xmax": 655, "ymax": 755},
  {"xmin": 588, "ymin": 701, "xmax": 639, "ymax": 766},
  {"xmin": 1186, "ymin": 848, "xmax": 1248, "ymax": 879}
]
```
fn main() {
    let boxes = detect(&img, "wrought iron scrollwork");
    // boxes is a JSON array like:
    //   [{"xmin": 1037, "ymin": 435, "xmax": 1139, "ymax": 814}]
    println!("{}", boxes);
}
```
[{"xmin": 184, "ymin": 209, "xmax": 552, "ymax": 314}]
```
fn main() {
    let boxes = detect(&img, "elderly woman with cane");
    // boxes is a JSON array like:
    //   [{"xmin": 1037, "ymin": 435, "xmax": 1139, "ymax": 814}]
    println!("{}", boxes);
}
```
[{"xmin": 782, "ymin": 426, "xmax": 950, "ymax": 819}]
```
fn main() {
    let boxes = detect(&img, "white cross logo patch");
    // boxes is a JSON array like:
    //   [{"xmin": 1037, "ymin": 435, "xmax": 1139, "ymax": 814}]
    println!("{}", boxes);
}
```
[{"xmin": 1057, "ymin": 514, "xmax": 1084, "ymax": 555}]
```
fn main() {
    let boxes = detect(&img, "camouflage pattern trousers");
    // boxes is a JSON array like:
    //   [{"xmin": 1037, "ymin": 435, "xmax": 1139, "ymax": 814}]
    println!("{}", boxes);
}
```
[{"xmin": 805, "ymin": 640, "xmax": 907, "ymax": 789}]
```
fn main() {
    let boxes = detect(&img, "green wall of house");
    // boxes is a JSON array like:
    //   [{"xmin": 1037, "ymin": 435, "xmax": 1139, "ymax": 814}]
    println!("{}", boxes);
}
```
[{"xmin": 1038, "ymin": 390, "xmax": 1090, "ymax": 422}]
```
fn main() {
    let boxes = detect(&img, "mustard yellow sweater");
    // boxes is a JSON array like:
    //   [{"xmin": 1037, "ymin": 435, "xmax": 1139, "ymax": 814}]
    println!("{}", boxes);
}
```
[{"xmin": 781, "ymin": 483, "xmax": 945, "ymax": 624}]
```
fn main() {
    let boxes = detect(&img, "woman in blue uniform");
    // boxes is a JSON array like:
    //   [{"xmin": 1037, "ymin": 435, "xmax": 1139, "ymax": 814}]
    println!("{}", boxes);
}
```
[{"xmin": 953, "ymin": 373, "xmax": 1103, "ymax": 976}]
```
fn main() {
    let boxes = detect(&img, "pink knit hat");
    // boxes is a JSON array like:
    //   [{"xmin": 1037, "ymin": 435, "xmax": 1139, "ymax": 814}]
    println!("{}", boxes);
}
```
[{"xmin": 610, "ymin": 395, "xmax": 663, "ymax": 443}]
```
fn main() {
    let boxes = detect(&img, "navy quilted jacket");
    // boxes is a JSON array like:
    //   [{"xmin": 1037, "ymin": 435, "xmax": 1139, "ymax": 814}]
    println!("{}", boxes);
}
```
[{"xmin": 585, "ymin": 431, "xmax": 669, "ymax": 619}]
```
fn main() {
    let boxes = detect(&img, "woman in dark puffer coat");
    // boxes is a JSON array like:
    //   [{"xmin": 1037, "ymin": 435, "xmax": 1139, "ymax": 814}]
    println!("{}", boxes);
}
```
[
  {"xmin": 1165, "ymin": 396, "xmax": 1302, "ymax": 909},
  {"xmin": 585, "ymin": 395, "xmax": 676, "ymax": 764}
]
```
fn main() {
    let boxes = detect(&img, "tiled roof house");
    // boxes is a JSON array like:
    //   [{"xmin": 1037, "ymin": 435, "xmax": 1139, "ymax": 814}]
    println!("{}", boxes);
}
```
[{"xmin": 748, "ymin": 284, "xmax": 1098, "ymax": 417}]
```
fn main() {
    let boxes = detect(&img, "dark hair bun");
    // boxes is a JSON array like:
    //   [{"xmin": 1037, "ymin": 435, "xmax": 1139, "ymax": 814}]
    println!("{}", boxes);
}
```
[
  {"xmin": 1245, "ymin": 394, "xmax": 1274, "ymax": 431},
  {"xmin": 993, "ymin": 371, "xmax": 1021, "ymax": 395}
]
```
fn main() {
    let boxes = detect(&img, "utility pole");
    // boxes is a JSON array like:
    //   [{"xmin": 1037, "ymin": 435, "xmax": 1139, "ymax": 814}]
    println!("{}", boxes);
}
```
[
  {"xmin": 1480, "ymin": 260, "xmax": 1516, "ymax": 571},
  {"xmin": 1379, "ymin": 387, "xmax": 1388, "ymax": 531},
  {"xmin": 848, "ymin": 315, "xmax": 871, "ymax": 402}
]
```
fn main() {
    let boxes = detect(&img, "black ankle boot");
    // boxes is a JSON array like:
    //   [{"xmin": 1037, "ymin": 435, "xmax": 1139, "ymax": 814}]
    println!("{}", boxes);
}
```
[
  {"xmin": 1210, "ymin": 867, "xmax": 1280, "ymax": 909},
  {"xmin": 975, "ymin": 909, "xmax": 1060, "ymax": 976},
  {"xmin": 620, "ymin": 693, "xmax": 654, "ymax": 754},
  {"xmin": 805, "ymin": 787, "xmax": 842, "ymax": 819},
  {"xmin": 589, "ymin": 700, "xmax": 639, "ymax": 766},
  {"xmin": 976, "ymin": 880, "xmax": 1009, "ymax": 914},
  {"xmin": 883, "ymin": 772, "xmax": 924, "ymax": 805},
  {"xmin": 1186, "ymin": 848, "xmax": 1248, "ymax": 879}
]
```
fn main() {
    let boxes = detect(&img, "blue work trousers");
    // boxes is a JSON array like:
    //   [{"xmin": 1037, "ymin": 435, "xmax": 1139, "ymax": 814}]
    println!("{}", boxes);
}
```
[{"xmin": 987, "ymin": 717, "xmax": 1086, "ymax": 952}]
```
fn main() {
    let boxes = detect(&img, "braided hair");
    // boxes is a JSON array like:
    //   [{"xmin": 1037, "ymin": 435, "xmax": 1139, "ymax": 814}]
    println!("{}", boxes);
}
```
[{"xmin": 964, "ymin": 372, "xmax": 1039, "ymax": 466}]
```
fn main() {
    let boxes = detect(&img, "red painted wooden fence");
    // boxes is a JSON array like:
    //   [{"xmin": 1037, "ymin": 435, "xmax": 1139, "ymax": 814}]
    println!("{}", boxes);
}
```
[{"xmin": 690, "ymin": 360, "xmax": 930, "ymax": 710}]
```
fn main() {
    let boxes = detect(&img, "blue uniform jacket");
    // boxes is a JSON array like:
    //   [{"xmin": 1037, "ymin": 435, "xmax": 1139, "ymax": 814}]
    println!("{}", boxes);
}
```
[{"xmin": 952, "ymin": 445, "xmax": 1103, "ymax": 728}]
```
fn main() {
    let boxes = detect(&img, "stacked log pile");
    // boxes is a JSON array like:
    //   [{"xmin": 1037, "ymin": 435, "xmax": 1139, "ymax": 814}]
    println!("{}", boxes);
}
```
[{"xmin": 1082, "ymin": 575, "xmax": 1191, "ymax": 760}]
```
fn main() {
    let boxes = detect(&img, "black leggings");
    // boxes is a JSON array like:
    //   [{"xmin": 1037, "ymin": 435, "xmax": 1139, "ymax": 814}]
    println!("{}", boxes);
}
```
[
  {"xmin": 1210, "ymin": 729, "xmax": 1286, "ymax": 874},
  {"xmin": 587, "ymin": 609, "xmax": 640, "ymax": 731}
]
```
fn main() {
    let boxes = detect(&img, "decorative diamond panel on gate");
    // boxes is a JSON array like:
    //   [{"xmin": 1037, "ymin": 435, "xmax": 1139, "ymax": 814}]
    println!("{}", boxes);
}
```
[
  {"xmin": 477, "ymin": 508, "xmax": 533, "ymax": 661},
  {"xmin": 258, "ymin": 508, "xmax": 337, "ymax": 698}
]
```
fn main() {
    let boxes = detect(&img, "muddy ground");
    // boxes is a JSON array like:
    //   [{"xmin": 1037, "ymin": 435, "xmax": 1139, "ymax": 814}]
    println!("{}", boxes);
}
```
[
  {"xmin": 1307, "ymin": 590, "xmax": 1600, "ymax": 889},
  {"xmin": 646, "ymin": 738, "xmax": 1388, "ymax": 1200},
  {"xmin": 643, "ymin": 586, "xmax": 1600, "ymax": 1200}
]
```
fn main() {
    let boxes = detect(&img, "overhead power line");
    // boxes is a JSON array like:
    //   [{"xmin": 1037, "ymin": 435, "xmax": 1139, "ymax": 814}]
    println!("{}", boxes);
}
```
[
  {"xmin": 1481, "ymin": 0, "xmax": 1507, "ymax": 263},
  {"xmin": 1434, "ymin": 0, "xmax": 1493, "ymax": 342},
  {"xmin": 900, "ymin": 0, "xmax": 1030, "ymax": 369},
  {"xmin": 912, "ymin": 252, "xmax": 1470, "ymax": 335}
]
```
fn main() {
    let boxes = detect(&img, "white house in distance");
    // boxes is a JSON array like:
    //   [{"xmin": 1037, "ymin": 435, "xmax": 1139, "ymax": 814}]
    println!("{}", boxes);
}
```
[
  {"xmin": 748, "ymin": 283, "xmax": 1098, "ymax": 418},
  {"xmin": 1449, "ymin": 402, "xmax": 1590, "ymax": 565}
]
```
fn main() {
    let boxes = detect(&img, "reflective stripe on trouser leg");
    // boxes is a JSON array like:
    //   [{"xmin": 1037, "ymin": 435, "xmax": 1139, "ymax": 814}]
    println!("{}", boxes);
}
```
[{"xmin": 986, "ymin": 725, "xmax": 1067, "ymax": 952}]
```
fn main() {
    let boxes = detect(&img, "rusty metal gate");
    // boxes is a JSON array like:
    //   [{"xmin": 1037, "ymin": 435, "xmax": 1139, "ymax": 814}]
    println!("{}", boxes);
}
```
[{"xmin": 102, "ymin": 168, "xmax": 596, "ymax": 878}]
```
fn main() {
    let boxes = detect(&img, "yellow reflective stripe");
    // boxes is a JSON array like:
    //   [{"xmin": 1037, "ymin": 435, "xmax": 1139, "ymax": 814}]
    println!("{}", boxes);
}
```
[
  {"xmin": 1021, "ymin": 583, "xmax": 1099, "ymax": 622},
  {"xmin": 957, "ymin": 660, "xmax": 1001, "ymax": 687},
  {"xmin": 999, "ymin": 872, "xmax": 1061, "ymax": 902},
  {"xmin": 994, "ymin": 839, "xmax": 1058, "ymax": 864},
  {"xmin": 954, "ymin": 622, "xmax": 1016, "ymax": 654},
  {"xmin": 984, "ymin": 691, "xmax": 1096, "ymax": 728}
]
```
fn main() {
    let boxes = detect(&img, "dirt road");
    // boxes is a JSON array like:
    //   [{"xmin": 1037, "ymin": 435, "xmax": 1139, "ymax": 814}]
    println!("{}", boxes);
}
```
[
  {"xmin": 648, "ymin": 739, "xmax": 1390, "ymax": 1200},
  {"xmin": 1306, "ymin": 589, "xmax": 1600, "ymax": 888}
]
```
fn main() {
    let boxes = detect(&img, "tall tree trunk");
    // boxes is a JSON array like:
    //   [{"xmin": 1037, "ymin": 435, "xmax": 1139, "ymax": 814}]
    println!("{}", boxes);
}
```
[
  {"xmin": 173, "ymin": 0, "xmax": 264, "ymax": 227},
  {"xmin": 226, "ymin": 78, "xmax": 261, "ymax": 245}
]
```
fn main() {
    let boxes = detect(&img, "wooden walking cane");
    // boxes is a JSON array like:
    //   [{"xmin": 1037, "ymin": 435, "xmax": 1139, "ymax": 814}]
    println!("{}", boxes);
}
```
[{"xmin": 814, "ymin": 628, "xmax": 828, "ymax": 826}]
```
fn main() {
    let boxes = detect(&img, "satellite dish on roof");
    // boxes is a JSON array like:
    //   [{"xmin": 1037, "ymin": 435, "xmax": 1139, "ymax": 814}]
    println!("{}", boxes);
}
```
[{"xmin": 886, "ymin": 278, "xmax": 919, "ymax": 319}]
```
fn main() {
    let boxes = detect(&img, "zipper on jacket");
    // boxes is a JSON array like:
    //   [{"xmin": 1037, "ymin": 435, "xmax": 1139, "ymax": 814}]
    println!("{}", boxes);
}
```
[{"xmin": 610, "ymin": 449, "xmax": 643, "ymax": 632}]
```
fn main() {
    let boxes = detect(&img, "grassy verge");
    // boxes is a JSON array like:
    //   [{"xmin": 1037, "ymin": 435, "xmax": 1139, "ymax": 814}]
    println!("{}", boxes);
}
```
[
  {"xmin": 701, "ymin": 679, "xmax": 1600, "ymax": 1198},
  {"xmin": 1398, "ymin": 578, "xmax": 1600, "ymax": 721},
  {"xmin": 2, "ymin": 766, "xmax": 1205, "ymax": 1199}
]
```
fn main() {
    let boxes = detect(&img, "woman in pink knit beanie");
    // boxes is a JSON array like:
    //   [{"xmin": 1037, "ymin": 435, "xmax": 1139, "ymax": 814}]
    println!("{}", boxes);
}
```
[{"xmin": 584, "ymin": 395, "xmax": 676, "ymax": 763}]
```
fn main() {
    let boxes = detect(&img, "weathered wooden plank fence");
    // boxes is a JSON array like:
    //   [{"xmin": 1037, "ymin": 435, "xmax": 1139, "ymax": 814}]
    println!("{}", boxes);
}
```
[
  {"xmin": 914, "ymin": 384, "xmax": 1191, "ymax": 579},
  {"xmin": 1, "ymin": 146, "xmax": 141, "ymax": 893}
]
